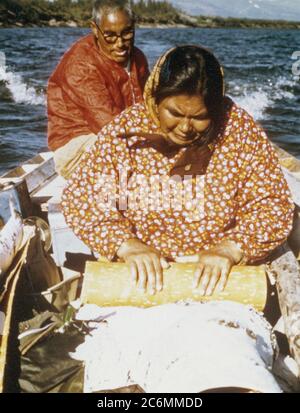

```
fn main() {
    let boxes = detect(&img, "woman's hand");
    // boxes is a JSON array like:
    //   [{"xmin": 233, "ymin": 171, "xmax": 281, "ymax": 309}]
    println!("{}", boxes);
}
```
[
  {"xmin": 175, "ymin": 241, "xmax": 244, "ymax": 296},
  {"xmin": 117, "ymin": 239, "xmax": 169, "ymax": 295}
]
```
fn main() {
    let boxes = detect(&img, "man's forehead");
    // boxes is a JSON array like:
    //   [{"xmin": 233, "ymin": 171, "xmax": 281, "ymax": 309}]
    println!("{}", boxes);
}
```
[{"xmin": 100, "ymin": 10, "xmax": 134, "ymax": 31}]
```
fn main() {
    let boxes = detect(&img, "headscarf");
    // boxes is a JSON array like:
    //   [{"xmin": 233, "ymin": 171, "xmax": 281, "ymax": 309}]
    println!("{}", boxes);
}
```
[
  {"xmin": 143, "ymin": 46, "xmax": 225, "ymax": 129},
  {"xmin": 143, "ymin": 47, "xmax": 176, "ymax": 128},
  {"xmin": 129, "ymin": 46, "xmax": 227, "ymax": 176}
]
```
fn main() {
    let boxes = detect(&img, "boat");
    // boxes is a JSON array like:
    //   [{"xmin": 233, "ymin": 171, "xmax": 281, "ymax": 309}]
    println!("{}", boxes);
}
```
[{"xmin": 0, "ymin": 144, "xmax": 299, "ymax": 393}]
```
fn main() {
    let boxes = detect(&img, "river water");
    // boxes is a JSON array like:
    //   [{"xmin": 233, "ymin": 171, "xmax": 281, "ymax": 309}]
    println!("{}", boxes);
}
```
[{"xmin": 0, "ymin": 27, "xmax": 299, "ymax": 174}]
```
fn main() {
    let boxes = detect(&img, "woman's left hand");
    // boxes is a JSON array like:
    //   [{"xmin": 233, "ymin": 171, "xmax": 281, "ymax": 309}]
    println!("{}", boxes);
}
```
[{"xmin": 175, "ymin": 241, "xmax": 244, "ymax": 296}]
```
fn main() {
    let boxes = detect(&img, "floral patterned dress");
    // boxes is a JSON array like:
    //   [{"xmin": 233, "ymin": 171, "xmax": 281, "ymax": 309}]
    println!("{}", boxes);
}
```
[{"xmin": 61, "ymin": 99, "xmax": 294, "ymax": 263}]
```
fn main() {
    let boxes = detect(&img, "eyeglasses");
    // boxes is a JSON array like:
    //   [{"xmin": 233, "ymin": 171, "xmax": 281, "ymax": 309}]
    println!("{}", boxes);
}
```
[{"xmin": 95, "ymin": 23, "xmax": 134, "ymax": 44}]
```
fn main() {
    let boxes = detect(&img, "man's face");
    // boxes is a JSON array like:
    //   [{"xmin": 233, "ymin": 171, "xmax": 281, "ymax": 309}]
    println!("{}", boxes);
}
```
[{"xmin": 92, "ymin": 10, "xmax": 134, "ymax": 66}]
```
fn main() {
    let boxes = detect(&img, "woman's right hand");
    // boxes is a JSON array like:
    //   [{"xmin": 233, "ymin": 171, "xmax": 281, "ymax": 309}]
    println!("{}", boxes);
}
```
[{"xmin": 117, "ymin": 239, "xmax": 169, "ymax": 295}]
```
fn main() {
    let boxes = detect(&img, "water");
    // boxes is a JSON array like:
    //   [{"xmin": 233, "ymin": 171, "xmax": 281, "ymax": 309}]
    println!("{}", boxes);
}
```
[{"xmin": 0, "ymin": 27, "xmax": 300, "ymax": 174}]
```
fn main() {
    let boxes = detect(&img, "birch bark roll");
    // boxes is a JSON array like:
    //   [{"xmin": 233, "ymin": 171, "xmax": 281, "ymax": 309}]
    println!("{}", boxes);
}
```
[{"xmin": 81, "ymin": 262, "xmax": 267, "ymax": 311}]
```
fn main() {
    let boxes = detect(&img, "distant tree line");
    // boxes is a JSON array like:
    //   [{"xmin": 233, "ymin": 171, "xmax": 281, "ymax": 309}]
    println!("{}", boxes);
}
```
[
  {"xmin": 0, "ymin": 0, "xmax": 299, "ymax": 28},
  {"xmin": 0, "ymin": 0, "xmax": 181, "ymax": 26},
  {"xmin": 0, "ymin": 0, "xmax": 94, "ymax": 25}
]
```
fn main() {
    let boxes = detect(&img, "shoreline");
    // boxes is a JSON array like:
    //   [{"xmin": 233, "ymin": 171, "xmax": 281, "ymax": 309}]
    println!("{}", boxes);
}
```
[
  {"xmin": 1, "ymin": 21, "xmax": 300, "ymax": 29},
  {"xmin": 1, "ymin": 1, "xmax": 300, "ymax": 30}
]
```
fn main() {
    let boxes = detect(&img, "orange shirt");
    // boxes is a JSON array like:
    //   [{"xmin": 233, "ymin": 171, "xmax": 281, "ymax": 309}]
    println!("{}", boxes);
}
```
[
  {"xmin": 61, "ymin": 100, "xmax": 294, "ymax": 263},
  {"xmin": 47, "ymin": 34, "xmax": 149, "ymax": 151}
]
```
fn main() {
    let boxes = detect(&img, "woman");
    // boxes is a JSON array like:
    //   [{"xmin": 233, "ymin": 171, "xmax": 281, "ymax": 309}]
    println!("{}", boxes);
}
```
[{"xmin": 62, "ymin": 46, "xmax": 294, "ymax": 297}]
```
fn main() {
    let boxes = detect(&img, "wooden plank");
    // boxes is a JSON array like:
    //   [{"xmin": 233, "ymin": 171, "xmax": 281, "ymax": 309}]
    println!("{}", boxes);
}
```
[
  {"xmin": 30, "ymin": 175, "xmax": 67, "ymax": 209},
  {"xmin": 0, "ymin": 152, "xmax": 55, "ymax": 195},
  {"xmin": 282, "ymin": 168, "xmax": 300, "ymax": 207},
  {"xmin": 31, "ymin": 175, "xmax": 66, "ymax": 202},
  {"xmin": 47, "ymin": 198, "xmax": 91, "ymax": 267},
  {"xmin": 267, "ymin": 243, "xmax": 300, "ymax": 377},
  {"xmin": 0, "ymin": 180, "xmax": 32, "ymax": 223},
  {"xmin": 81, "ymin": 262, "xmax": 267, "ymax": 311}
]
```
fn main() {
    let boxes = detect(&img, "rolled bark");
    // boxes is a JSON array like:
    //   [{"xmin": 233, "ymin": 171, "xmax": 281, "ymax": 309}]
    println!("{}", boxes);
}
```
[
  {"xmin": 0, "ymin": 206, "xmax": 23, "ymax": 281},
  {"xmin": 81, "ymin": 262, "xmax": 267, "ymax": 311}
]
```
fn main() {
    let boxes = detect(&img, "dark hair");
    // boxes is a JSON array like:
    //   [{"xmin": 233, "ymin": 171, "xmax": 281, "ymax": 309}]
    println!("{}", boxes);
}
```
[{"xmin": 154, "ymin": 46, "xmax": 225, "ymax": 140}]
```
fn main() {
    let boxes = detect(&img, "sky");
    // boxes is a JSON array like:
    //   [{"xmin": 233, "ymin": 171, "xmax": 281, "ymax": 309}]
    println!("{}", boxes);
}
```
[{"xmin": 169, "ymin": 0, "xmax": 300, "ymax": 21}]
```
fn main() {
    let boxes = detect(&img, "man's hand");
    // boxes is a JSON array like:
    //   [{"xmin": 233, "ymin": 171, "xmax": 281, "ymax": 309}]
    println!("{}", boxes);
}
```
[
  {"xmin": 175, "ymin": 241, "xmax": 244, "ymax": 296},
  {"xmin": 117, "ymin": 239, "xmax": 169, "ymax": 295}
]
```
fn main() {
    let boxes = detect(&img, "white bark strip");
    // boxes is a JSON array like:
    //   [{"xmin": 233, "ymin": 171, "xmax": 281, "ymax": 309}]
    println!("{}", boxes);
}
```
[
  {"xmin": 0, "ymin": 202, "xmax": 23, "ymax": 279},
  {"xmin": 72, "ymin": 301, "xmax": 282, "ymax": 393}
]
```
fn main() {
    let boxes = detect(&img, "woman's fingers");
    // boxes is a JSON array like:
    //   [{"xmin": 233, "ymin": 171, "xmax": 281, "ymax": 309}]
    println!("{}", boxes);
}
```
[
  {"xmin": 144, "ymin": 257, "xmax": 157, "ymax": 295},
  {"xmin": 192, "ymin": 263, "xmax": 204, "ymax": 289},
  {"xmin": 136, "ymin": 260, "xmax": 147, "ymax": 292},
  {"xmin": 131, "ymin": 253, "xmax": 231, "ymax": 296},
  {"xmin": 198, "ymin": 265, "xmax": 212, "ymax": 295},
  {"xmin": 216, "ymin": 263, "xmax": 231, "ymax": 292},
  {"xmin": 154, "ymin": 257, "xmax": 164, "ymax": 292},
  {"xmin": 206, "ymin": 266, "xmax": 221, "ymax": 296},
  {"xmin": 146, "ymin": 255, "xmax": 166, "ymax": 293},
  {"xmin": 131, "ymin": 254, "xmax": 166, "ymax": 294},
  {"xmin": 130, "ymin": 261, "xmax": 138, "ymax": 287}
]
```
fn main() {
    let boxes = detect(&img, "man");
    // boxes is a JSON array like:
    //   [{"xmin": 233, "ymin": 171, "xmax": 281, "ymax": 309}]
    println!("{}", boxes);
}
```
[{"xmin": 47, "ymin": 0, "xmax": 149, "ymax": 178}]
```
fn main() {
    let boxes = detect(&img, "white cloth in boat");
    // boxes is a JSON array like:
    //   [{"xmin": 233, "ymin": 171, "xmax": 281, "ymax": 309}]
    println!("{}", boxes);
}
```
[{"xmin": 71, "ymin": 301, "xmax": 282, "ymax": 393}]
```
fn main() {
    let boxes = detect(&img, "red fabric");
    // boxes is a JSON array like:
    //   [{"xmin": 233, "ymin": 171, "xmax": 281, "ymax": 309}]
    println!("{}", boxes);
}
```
[{"xmin": 47, "ymin": 34, "xmax": 149, "ymax": 151}]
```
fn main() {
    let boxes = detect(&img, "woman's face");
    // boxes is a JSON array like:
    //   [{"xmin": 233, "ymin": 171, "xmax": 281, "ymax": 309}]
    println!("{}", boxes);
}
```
[{"xmin": 157, "ymin": 94, "xmax": 212, "ymax": 146}]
